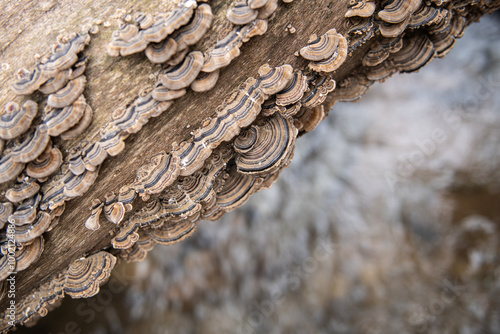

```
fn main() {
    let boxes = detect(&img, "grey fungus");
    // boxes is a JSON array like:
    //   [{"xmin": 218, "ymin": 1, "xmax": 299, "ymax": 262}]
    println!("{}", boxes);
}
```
[
  {"xmin": 0, "ymin": 100, "xmax": 38, "ymax": 140},
  {"xmin": 145, "ymin": 38, "xmax": 178, "ymax": 64},
  {"xmin": 160, "ymin": 51, "xmax": 204, "ymax": 90},
  {"xmin": 227, "ymin": 1, "xmax": 259, "ymax": 25},
  {"xmin": 0, "ymin": 202, "xmax": 13, "ymax": 227},
  {"xmin": 345, "ymin": 0, "xmax": 376, "ymax": 18},
  {"xmin": 47, "ymin": 75, "xmax": 87, "ymax": 109},
  {"xmin": 308, "ymin": 33, "xmax": 348, "ymax": 73},
  {"xmin": 5, "ymin": 177, "xmax": 40, "ymax": 203},
  {"xmin": 190, "ymin": 70, "xmax": 220, "ymax": 92},
  {"xmin": 8, "ymin": 194, "xmax": 41, "ymax": 226},
  {"xmin": 276, "ymin": 70, "xmax": 308, "ymax": 106},
  {"xmin": 44, "ymin": 95, "xmax": 87, "ymax": 137},
  {"xmin": 11, "ymin": 124, "xmax": 50, "ymax": 164},
  {"xmin": 63, "ymin": 251, "xmax": 116, "ymax": 299},
  {"xmin": 299, "ymin": 29, "xmax": 340, "ymax": 61},
  {"xmin": 38, "ymin": 69, "xmax": 72, "ymax": 95},
  {"xmin": 26, "ymin": 146, "xmax": 63, "ymax": 180}
]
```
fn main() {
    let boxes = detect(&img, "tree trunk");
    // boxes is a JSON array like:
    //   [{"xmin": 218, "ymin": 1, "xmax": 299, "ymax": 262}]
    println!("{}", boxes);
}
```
[{"xmin": 0, "ymin": 0, "xmax": 498, "ymax": 330}]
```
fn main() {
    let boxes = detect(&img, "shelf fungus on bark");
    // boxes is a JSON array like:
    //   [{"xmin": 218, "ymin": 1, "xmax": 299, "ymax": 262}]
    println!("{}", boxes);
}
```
[
  {"xmin": 307, "ymin": 32, "xmax": 348, "ymax": 73},
  {"xmin": 160, "ymin": 51, "xmax": 204, "ymax": 90},
  {"xmin": 11, "ymin": 32, "xmax": 90, "ymax": 95},
  {"xmin": 345, "ymin": 0, "xmax": 376, "ymax": 18},
  {"xmin": 300, "ymin": 29, "xmax": 340, "ymax": 61},
  {"xmin": 44, "ymin": 95, "xmax": 87, "ymax": 137},
  {"xmin": 0, "ymin": 203, "xmax": 13, "ymax": 228},
  {"xmin": 85, "ymin": 199, "xmax": 104, "ymax": 231},
  {"xmin": 14, "ymin": 237, "xmax": 44, "ymax": 272},
  {"xmin": 258, "ymin": 64, "xmax": 294, "ymax": 95},
  {"xmin": 46, "ymin": 75, "xmax": 87, "ymax": 109},
  {"xmin": 5, "ymin": 177, "xmax": 40, "ymax": 203},
  {"xmin": 26, "ymin": 146, "xmax": 63, "ymax": 180},
  {"xmin": 107, "ymin": 0, "xmax": 198, "ymax": 57},
  {"xmin": 191, "ymin": 69, "xmax": 220, "ymax": 92},
  {"xmin": 14, "ymin": 212, "xmax": 51, "ymax": 244},
  {"xmin": 0, "ymin": 154, "xmax": 24, "ymax": 183},
  {"xmin": 0, "ymin": 101, "xmax": 38, "ymax": 140},
  {"xmin": 276, "ymin": 70, "xmax": 308, "ymax": 106},
  {"xmin": 234, "ymin": 113, "xmax": 297, "ymax": 175},
  {"xmin": 63, "ymin": 251, "xmax": 116, "ymax": 298},
  {"xmin": 227, "ymin": 1, "xmax": 259, "ymax": 25},
  {"xmin": 10, "ymin": 125, "xmax": 50, "ymax": 164}
]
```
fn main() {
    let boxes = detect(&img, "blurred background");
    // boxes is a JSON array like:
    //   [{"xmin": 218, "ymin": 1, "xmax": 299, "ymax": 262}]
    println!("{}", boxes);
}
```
[{"xmin": 21, "ymin": 14, "xmax": 500, "ymax": 334}]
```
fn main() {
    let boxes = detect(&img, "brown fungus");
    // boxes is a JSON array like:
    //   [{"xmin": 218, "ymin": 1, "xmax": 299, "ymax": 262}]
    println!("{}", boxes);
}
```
[
  {"xmin": 44, "ymin": 95, "xmax": 87, "ymax": 137},
  {"xmin": 160, "ymin": 51, "xmax": 204, "ymax": 90},
  {"xmin": 26, "ymin": 146, "xmax": 63, "ymax": 179},
  {"xmin": 227, "ymin": 1, "xmax": 259, "ymax": 25},
  {"xmin": 308, "ymin": 33, "xmax": 348, "ymax": 73},
  {"xmin": 5, "ymin": 177, "xmax": 40, "ymax": 203},
  {"xmin": 190, "ymin": 70, "xmax": 220, "ymax": 92},
  {"xmin": 85, "ymin": 199, "xmax": 103, "ymax": 231},
  {"xmin": 0, "ymin": 101, "xmax": 38, "ymax": 140},
  {"xmin": 258, "ymin": 64, "xmax": 294, "ymax": 95},
  {"xmin": 0, "ymin": 153, "xmax": 25, "ymax": 183},
  {"xmin": 235, "ymin": 113, "xmax": 297, "ymax": 175},
  {"xmin": 171, "ymin": 3, "xmax": 213, "ymax": 52},
  {"xmin": 38, "ymin": 69, "xmax": 72, "ymax": 95},
  {"xmin": 345, "ymin": 0, "xmax": 376, "ymax": 18},
  {"xmin": 378, "ymin": 0, "xmax": 422, "ymax": 24},
  {"xmin": 46, "ymin": 75, "xmax": 87, "ymax": 109},
  {"xmin": 10, "ymin": 124, "xmax": 50, "ymax": 163},
  {"xmin": 300, "ymin": 29, "xmax": 340, "ymax": 61},
  {"xmin": 60, "ymin": 103, "xmax": 93, "ymax": 140},
  {"xmin": 276, "ymin": 70, "xmax": 308, "ymax": 106},
  {"xmin": 63, "ymin": 251, "xmax": 116, "ymax": 299},
  {"xmin": 15, "ymin": 237, "xmax": 44, "ymax": 272},
  {"xmin": 15, "ymin": 211, "xmax": 51, "ymax": 244},
  {"xmin": 145, "ymin": 38, "xmax": 178, "ymax": 64}
]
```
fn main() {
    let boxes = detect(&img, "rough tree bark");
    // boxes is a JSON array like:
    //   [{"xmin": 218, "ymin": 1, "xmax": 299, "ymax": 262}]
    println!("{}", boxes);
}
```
[{"xmin": 0, "ymin": 0, "xmax": 498, "ymax": 330}]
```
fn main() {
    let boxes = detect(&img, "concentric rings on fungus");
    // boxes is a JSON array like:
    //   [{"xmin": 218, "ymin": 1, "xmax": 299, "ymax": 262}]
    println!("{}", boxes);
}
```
[
  {"xmin": 85, "ymin": 199, "xmax": 103, "ymax": 231},
  {"xmin": 15, "ymin": 236, "xmax": 44, "ymax": 272},
  {"xmin": 44, "ymin": 95, "xmax": 87, "ymax": 137},
  {"xmin": 276, "ymin": 70, "xmax": 308, "ymax": 106},
  {"xmin": 38, "ymin": 69, "xmax": 72, "ymax": 95},
  {"xmin": 63, "ymin": 251, "xmax": 116, "ymax": 299},
  {"xmin": 147, "ymin": 219, "xmax": 197, "ymax": 245},
  {"xmin": 190, "ymin": 70, "xmax": 220, "ymax": 92},
  {"xmin": 133, "ymin": 153, "xmax": 181, "ymax": 199},
  {"xmin": 10, "ymin": 124, "xmax": 50, "ymax": 164},
  {"xmin": 378, "ymin": 0, "xmax": 421, "ymax": 24},
  {"xmin": 0, "ymin": 101, "xmax": 38, "ymax": 140},
  {"xmin": 299, "ymin": 29, "xmax": 340, "ymax": 61},
  {"xmin": 345, "ymin": 0, "xmax": 376, "ymax": 18},
  {"xmin": 6, "ymin": 177, "xmax": 40, "ymax": 203},
  {"xmin": 234, "ymin": 113, "xmax": 297, "ymax": 175},
  {"xmin": 151, "ymin": 82, "xmax": 186, "ymax": 101},
  {"xmin": 15, "ymin": 212, "xmax": 51, "ymax": 243},
  {"xmin": 0, "ymin": 202, "xmax": 13, "ymax": 227},
  {"xmin": 145, "ymin": 38, "xmax": 178, "ymax": 64},
  {"xmin": 227, "ymin": 1, "xmax": 259, "ymax": 25},
  {"xmin": 308, "ymin": 33, "xmax": 348, "ymax": 73},
  {"xmin": 258, "ymin": 64, "xmax": 294, "ymax": 95},
  {"xmin": 391, "ymin": 33, "xmax": 435, "ymax": 73},
  {"xmin": 47, "ymin": 75, "xmax": 86, "ymax": 109},
  {"xmin": 8, "ymin": 194, "xmax": 41, "ymax": 226},
  {"xmin": 160, "ymin": 51, "xmax": 204, "ymax": 90},
  {"xmin": 60, "ymin": 103, "xmax": 93, "ymax": 140},
  {"xmin": 0, "ymin": 153, "xmax": 25, "ymax": 183},
  {"xmin": 26, "ymin": 146, "xmax": 63, "ymax": 179},
  {"xmin": 171, "ymin": 3, "xmax": 213, "ymax": 52}
]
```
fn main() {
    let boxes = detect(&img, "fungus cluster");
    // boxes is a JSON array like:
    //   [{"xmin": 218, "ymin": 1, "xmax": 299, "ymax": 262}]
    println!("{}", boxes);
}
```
[{"xmin": 0, "ymin": 0, "xmax": 498, "ymax": 329}]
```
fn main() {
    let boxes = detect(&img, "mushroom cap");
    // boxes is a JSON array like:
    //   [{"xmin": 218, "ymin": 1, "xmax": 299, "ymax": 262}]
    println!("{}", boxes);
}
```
[
  {"xmin": 160, "ymin": 51, "xmax": 204, "ymax": 90},
  {"xmin": 64, "ymin": 251, "xmax": 117, "ymax": 298},
  {"xmin": 44, "ymin": 95, "xmax": 87, "ymax": 136},
  {"xmin": 258, "ymin": 64, "xmax": 294, "ymax": 95},
  {"xmin": 308, "ymin": 34, "xmax": 348, "ymax": 73},
  {"xmin": 276, "ymin": 70, "xmax": 308, "ymax": 106},
  {"xmin": 300, "ymin": 29, "xmax": 340, "ymax": 61},
  {"xmin": 190, "ymin": 69, "xmax": 220, "ymax": 92},
  {"xmin": 26, "ymin": 146, "xmax": 63, "ymax": 179},
  {"xmin": 378, "ymin": 0, "xmax": 421, "ymax": 24},
  {"xmin": 0, "ymin": 100, "xmax": 38, "ymax": 140},
  {"xmin": 227, "ymin": 2, "xmax": 258, "ymax": 25},
  {"xmin": 5, "ymin": 177, "xmax": 40, "ymax": 203},
  {"xmin": 11, "ymin": 124, "xmax": 50, "ymax": 163},
  {"xmin": 47, "ymin": 75, "xmax": 87, "ymax": 109},
  {"xmin": 145, "ymin": 38, "xmax": 178, "ymax": 64},
  {"xmin": 15, "ymin": 236, "xmax": 44, "ymax": 271},
  {"xmin": 345, "ymin": 0, "xmax": 376, "ymax": 18}
]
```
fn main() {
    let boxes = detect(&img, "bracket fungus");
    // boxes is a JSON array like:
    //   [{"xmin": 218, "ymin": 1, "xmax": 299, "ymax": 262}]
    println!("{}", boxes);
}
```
[{"xmin": 0, "ymin": 0, "xmax": 499, "ymax": 330}]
